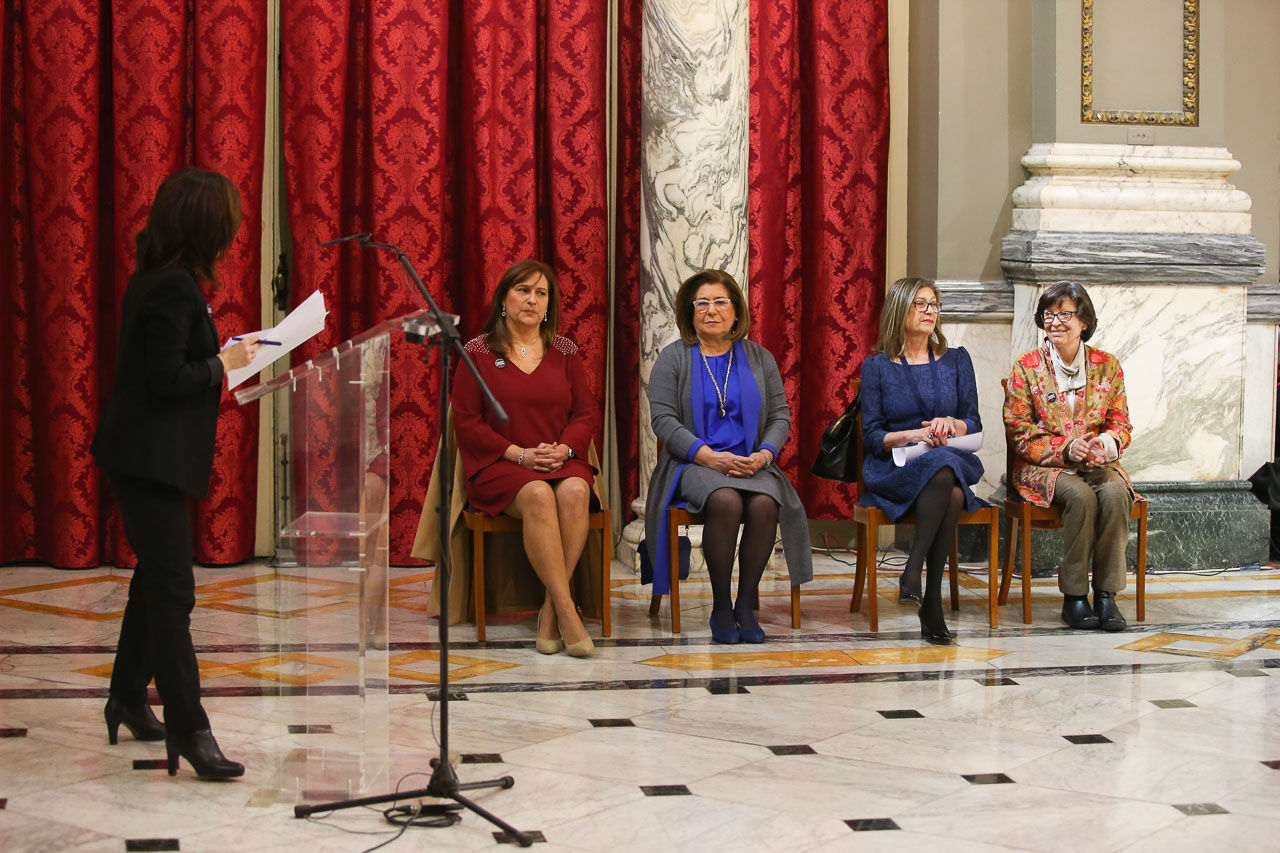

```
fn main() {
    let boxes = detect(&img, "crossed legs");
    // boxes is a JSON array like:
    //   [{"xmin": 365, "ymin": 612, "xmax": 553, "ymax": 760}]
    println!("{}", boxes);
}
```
[
  {"xmin": 504, "ymin": 477, "xmax": 592, "ymax": 647},
  {"xmin": 904, "ymin": 468, "xmax": 965, "ymax": 637}
]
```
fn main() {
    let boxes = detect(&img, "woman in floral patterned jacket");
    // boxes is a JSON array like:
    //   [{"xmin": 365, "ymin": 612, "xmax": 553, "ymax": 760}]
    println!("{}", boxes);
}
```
[{"xmin": 1003, "ymin": 282, "xmax": 1136, "ymax": 632}]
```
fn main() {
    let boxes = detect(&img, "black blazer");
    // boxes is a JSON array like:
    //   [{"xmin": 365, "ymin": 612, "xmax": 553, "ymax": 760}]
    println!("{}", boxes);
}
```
[{"xmin": 92, "ymin": 267, "xmax": 226, "ymax": 497}]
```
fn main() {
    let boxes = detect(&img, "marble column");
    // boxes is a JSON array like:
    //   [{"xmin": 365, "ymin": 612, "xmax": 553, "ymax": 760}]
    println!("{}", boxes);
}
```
[
  {"xmin": 1002, "ymin": 142, "xmax": 1269, "ymax": 569},
  {"xmin": 617, "ymin": 0, "xmax": 750, "ymax": 570}
]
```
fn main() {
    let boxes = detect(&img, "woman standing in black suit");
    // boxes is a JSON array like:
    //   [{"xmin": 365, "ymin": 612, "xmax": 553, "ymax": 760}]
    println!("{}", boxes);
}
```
[{"xmin": 91, "ymin": 168, "xmax": 260, "ymax": 779}]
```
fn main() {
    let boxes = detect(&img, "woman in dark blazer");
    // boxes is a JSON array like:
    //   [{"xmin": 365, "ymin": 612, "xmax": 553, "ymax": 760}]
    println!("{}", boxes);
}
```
[
  {"xmin": 91, "ymin": 168, "xmax": 259, "ymax": 779},
  {"xmin": 644, "ymin": 270, "xmax": 812, "ymax": 644}
]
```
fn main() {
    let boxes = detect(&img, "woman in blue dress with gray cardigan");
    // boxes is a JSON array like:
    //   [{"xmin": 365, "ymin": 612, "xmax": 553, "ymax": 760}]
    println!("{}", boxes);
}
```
[
  {"xmin": 644, "ymin": 270, "xmax": 812, "ymax": 644},
  {"xmin": 860, "ymin": 277, "xmax": 985, "ymax": 645}
]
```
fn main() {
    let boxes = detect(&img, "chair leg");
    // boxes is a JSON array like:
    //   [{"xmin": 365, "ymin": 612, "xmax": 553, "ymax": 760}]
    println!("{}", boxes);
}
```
[
  {"xmin": 999, "ymin": 517, "xmax": 1017, "ymax": 606},
  {"xmin": 669, "ymin": 520, "xmax": 682, "ymax": 635},
  {"xmin": 867, "ymin": 523, "xmax": 879, "ymax": 632},
  {"xmin": 948, "ymin": 538, "xmax": 960, "ymax": 611},
  {"xmin": 851, "ymin": 524, "xmax": 866, "ymax": 613},
  {"xmin": 790, "ymin": 583, "xmax": 801, "ymax": 629},
  {"xmin": 1020, "ymin": 509, "xmax": 1033, "ymax": 625},
  {"xmin": 602, "ymin": 513, "xmax": 612, "ymax": 638},
  {"xmin": 988, "ymin": 516, "xmax": 1000, "ymax": 629},
  {"xmin": 472, "ymin": 528, "xmax": 486, "ymax": 643},
  {"xmin": 1136, "ymin": 503, "xmax": 1148, "ymax": 623}
]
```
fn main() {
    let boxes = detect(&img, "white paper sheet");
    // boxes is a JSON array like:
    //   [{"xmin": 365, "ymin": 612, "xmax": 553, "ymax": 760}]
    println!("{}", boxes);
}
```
[
  {"xmin": 891, "ymin": 431, "xmax": 984, "ymax": 467},
  {"xmin": 223, "ymin": 290, "xmax": 328, "ymax": 390}
]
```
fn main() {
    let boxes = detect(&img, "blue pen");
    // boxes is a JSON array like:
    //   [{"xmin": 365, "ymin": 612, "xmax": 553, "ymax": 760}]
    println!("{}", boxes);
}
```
[{"xmin": 232, "ymin": 336, "xmax": 283, "ymax": 345}]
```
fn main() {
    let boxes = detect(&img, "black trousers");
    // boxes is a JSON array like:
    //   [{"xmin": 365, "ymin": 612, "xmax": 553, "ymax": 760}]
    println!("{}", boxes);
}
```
[{"xmin": 107, "ymin": 470, "xmax": 209, "ymax": 735}]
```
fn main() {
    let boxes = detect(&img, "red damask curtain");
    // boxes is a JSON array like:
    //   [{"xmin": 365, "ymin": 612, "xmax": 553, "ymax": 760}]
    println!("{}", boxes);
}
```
[
  {"xmin": 0, "ymin": 0, "xmax": 265, "ymax": 567},
  {"xmin": 749, "ymin": 0, "xmax": 889, "ymax": 519},
  {"xmin": 281, "ymin": 0, "xmax": 611, "ymax": 563}
]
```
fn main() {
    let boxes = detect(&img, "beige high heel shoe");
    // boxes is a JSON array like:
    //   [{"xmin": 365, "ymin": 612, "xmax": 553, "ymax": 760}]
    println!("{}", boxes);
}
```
[
  {"xmin": 535, "ymin": 605, "xmax": 564, "ymax": 655},
  {"xmin": 559, "ymin": 606, "xmax": 594, "ymax": 657}
]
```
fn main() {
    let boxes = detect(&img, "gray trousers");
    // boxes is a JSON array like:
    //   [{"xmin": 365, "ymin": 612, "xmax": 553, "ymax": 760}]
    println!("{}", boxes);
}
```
[{"xmin": 1051, "ymin": 466, "xmax": 1133, "ymax": 595}]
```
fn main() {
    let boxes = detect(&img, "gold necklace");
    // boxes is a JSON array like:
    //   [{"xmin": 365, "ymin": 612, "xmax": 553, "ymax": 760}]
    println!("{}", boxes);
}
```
[{"xmin": 700, "ymin": 346, "xmax": 733, "ymax": 417}]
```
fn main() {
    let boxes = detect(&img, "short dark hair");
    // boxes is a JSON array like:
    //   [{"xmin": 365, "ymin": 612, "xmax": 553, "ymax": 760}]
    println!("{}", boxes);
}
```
[
  {"xmin": 1034, "ymin": 281, "xmax": 1098, "ymax": 342},
  {"xmin": 482, "ymin": 259, "xmax": 560, "ymax": 357},
  {"xmin": 673, "ymin": 269, "xmax": 750, "ymax": 345},
  {"xmin": 135, "ymin": 167, "xmax": 243, "ymax": 287}
]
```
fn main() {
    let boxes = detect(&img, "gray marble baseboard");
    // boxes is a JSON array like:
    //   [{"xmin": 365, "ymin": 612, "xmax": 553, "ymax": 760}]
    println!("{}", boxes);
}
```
[
  {"xmin": 933, "ymin": 280, "xmax": 1014, "ymax": 321},
  {"xmin": 945, "ymin": 480, "xmax": 1268, "ymax": 574},
  {"xmin": 1247, "ymin": 282, "xmax": 1280, "ymax": 323},
  {"xmin": 1002, "ymin": 231, "xmax": 1266, "ymax": 286}
]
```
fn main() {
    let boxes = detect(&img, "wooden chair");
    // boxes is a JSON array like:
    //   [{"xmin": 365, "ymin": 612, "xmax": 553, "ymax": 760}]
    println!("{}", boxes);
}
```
[
  {"xmin": 998, "ymin": 379, "xmax": 1148, "ymax": 623},
  {"xmin": 461, "ymin": 507, "xmax": 612, "ymax": 643},
  {"xmin": 847, "ymin": 379, "xmax": 1002, "ymax": 631},
  {"xmin": 646, "ymin": 447, "xmax": 803, "ymax": 635}
]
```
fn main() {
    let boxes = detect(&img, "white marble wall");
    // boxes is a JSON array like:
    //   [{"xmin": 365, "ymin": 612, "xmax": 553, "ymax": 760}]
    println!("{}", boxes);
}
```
[
  {"xmin": 1243, "ymin": 323, "xmax": 1279, "ymax": 476},
  {"xmin": 1011, "ymin": 283, "xmax": 1248, "ymax": 482},
  {"xmin": 619, "ymin": 0, "xmax": 750, "ymax": 567}
]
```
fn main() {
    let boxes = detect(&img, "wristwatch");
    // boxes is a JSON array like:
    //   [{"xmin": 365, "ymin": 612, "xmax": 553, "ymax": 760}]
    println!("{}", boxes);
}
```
[{"xmin": 565, "ymin": 446, "xmax": 575, "ymax": 459}]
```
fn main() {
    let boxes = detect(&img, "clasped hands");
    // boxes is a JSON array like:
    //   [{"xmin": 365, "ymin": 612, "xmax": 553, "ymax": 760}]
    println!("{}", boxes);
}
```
[
  {"xmin": 518, "ymin": 443, "xmax": 571, "ymax": 473},
  {"xmin": 906, "ymin": 417, "xmax": 958, "ymax": 447},
  {"xmin": 702, "ymin": 449, "xmax": 771, "ymax": 478},
  {"xmin": 1067, "ymin": 432, "xmax": 1108, "ymax": 467}
]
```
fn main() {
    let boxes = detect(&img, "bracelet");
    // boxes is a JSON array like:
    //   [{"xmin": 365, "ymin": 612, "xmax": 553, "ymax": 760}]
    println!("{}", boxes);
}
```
[{"xmin": 517, "ymin": 449, "xmax": 526, "ymax": 468}]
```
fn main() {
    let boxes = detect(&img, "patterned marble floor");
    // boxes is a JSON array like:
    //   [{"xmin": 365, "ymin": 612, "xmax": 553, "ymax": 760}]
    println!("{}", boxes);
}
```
[{"xmin": 2, "ymin": 554, "xmax": 1279, "ymax": 852}]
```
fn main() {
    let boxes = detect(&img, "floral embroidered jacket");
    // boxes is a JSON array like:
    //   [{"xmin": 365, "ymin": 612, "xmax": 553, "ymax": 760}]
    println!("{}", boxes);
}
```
[{"xmin": 1002, "ymin": 343, "xmax": 1135, "ymax": 506}]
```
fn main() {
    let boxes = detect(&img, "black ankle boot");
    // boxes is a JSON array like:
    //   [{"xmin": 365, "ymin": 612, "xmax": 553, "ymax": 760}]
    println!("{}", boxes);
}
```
[
  {"xmin": 1061, "ymin": 594, "xmax": 1101, "ymax": 630},
  {"xmin": 918, "ymin": 607, "xmax": 955, "ymax": 646},
  {"xmin": 166, "ymin": 730, "xmax": 245, "ymax": 779},
  {"xmin": 1093, "ymin": 590, "xmax": 1127, "ymax": 632},
  {"xmin": 104, "ymin": 696, "xmax": 165, "ymax": 744}
]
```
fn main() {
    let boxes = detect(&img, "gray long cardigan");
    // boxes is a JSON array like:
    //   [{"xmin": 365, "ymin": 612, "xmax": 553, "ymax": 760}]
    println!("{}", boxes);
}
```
[{"xmin": 643, "ymin": 339, "xmax": 813, "ymax": 588}]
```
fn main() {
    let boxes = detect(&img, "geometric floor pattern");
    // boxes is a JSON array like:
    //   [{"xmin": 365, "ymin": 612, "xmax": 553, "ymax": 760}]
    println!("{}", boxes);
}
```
[{"xmin": 2, "ymin": 556, "xmax": 1279, "ymax": 852}]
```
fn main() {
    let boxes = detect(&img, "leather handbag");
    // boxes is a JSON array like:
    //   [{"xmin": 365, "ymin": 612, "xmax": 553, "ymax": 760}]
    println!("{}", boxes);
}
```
[{"xmin": 810, "ymin": 392, "xmax": 861, "ymax": 483}]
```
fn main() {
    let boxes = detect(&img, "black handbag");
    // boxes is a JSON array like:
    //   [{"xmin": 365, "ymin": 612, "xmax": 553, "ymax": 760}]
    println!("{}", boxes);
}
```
[{"xmin": 811, "ymin": 392, "xmax": 861, "ymax": 483}]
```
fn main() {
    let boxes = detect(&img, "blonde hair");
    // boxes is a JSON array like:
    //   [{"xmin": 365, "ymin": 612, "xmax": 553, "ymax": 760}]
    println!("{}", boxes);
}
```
[{"xmin": 877, "ymin": 277, "xmax": 948, "ymax": 359}]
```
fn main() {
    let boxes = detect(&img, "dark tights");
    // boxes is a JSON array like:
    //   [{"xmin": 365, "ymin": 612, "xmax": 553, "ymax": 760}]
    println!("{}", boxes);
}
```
[
  {"xmin": 702, "ymin": 488, "xmax": 779, "ymax": 633},
  {"xmin": 903, "ymin": 468, "xmax": 965, "ymax": 620}
]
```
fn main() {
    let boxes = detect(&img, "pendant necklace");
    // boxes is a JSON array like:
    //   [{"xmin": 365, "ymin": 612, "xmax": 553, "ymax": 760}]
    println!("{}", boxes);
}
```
[{"xmin": 701, "ymin": 346, "xmax": 733, "ymax": 417}]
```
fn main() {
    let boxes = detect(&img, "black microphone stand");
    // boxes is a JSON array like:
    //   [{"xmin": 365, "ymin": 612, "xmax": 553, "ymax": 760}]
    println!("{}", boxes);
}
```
[{"xmin": 294, "ymin": 236, "xmax": 533, "ymax": 847}]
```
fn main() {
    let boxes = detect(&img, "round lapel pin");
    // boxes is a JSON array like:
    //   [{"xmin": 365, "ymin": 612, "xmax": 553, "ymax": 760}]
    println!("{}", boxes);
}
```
[{"xmin": 494, "ymin": 358, "xmax": 506, "ymax": 369}]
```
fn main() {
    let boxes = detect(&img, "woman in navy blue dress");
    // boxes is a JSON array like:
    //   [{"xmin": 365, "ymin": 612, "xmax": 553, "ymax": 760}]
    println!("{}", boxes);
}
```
[{"xmin": 860, "ymin": 277, "xmax": 984, "ymax": 645}]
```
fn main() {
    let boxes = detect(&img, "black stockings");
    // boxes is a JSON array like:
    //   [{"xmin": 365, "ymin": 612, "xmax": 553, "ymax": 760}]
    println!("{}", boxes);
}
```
[
  {"xmin": 701, "ymin": 488, "xmax": 779, "ymax": 632},
  {"xmin": 904, "ymin": 468, "xmax": 965, "ymax": 618}
]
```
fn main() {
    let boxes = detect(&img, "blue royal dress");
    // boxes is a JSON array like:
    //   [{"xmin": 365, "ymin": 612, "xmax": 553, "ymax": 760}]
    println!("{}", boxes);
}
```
[{"xmin": 859, "ymin": 347, "xmax": 985, "ymax": 521}]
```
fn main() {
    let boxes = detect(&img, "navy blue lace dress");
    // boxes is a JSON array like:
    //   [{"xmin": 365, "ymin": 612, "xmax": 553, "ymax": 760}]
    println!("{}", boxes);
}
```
[{"xmin": 859, "ymin": 347, "xmax": 986, "ymax": 521}]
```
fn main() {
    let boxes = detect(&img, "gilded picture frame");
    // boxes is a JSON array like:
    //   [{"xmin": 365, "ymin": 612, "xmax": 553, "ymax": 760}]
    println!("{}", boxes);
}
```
[{"xmin": 1081, "ymin": 0, "xmax": 1199, "ymax": 126}]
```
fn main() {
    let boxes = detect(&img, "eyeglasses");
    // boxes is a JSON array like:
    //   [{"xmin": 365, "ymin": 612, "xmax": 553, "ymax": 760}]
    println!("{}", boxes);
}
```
[
  {"xmin": 693, "ymin": 298, "xmax": 734, "ymax": 314},
  {"xmin": 1042, "ymin": 310, "xmax": 1078, "ymax": 324},
  {"xmin": 911, "ymin": 299, "xmax": 940, "ymax": 314}
]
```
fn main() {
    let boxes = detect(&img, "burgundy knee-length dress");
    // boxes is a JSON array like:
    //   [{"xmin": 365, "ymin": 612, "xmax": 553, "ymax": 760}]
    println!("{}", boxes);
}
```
[{"xmin": 453, "ymin": 334, "xmax": 598, "ymax": 515}]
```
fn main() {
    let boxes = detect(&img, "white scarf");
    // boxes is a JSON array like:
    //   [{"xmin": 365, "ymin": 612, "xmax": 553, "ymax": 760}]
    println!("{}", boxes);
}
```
[{"xmin": 1047, "ymin": 338, "xmax": 1086, "ymax": 414}]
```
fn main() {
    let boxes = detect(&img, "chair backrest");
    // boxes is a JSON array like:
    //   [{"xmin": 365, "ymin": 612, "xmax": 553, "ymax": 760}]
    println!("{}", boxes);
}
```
[{"xmin": 850, "ymin": 379, "xmax": 868, "ymax": 493}]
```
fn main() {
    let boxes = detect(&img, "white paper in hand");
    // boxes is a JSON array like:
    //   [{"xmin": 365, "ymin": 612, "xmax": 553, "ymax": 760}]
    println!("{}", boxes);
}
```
[
  {"xmin": 223, "ymin": 290, "xmax": 328, "ymax": 390},
  {"xmin": 892, "ymin": 431, "xmax": 984, "ymax": 467}
]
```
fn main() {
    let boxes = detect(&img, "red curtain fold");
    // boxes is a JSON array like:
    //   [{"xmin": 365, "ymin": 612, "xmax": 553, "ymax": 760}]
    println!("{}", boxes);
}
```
[
  {"xmin": 749, "ymin": 0, "xmax": 889, "ymax": 520},
  {"xmin": 281, "ymin": 0, "xmax": 610, "ymax": 564},
  {"xmin": 0, "ymin": 0, "xmax": 265, "ymax": 568}
]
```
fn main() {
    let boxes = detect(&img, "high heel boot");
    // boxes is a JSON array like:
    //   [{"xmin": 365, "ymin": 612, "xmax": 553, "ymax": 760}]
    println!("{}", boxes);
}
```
[
  {"xmin": 166, "ymin": 730, "xmax": 245, "ymax": 779},
  {"xmin": 104, "ymin": 696, "xmax": 165, "ymax": 744}
]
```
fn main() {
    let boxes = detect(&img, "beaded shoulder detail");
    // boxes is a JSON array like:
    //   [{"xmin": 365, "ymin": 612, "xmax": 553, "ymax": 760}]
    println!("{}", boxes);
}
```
[
  {"xmin": 464, "ymin": 335, "xmax": 492, "ymax": 355},
  {"xmin": 552, "ymin": 335, "xmax": 578, "ymax": 356}
]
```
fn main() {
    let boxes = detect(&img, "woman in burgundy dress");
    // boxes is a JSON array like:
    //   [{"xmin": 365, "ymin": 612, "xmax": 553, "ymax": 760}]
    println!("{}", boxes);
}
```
[{"xmin": 453, "ymin": 260, "xmax": 600, "ymax": 656}]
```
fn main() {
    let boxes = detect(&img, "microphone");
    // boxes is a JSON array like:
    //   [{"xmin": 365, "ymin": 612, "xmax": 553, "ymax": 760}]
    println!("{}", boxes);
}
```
[{"xmin": 319, "ymin": 232, "xmax": 371, "ymax": 247}]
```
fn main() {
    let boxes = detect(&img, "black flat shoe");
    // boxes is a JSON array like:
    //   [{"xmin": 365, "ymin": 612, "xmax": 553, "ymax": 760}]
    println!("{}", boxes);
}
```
[
  {"xmin": 105, "ymin": 696, "xmax": 165, "ymax": 744},
  {"xmin": 918, "ymin": 609, "xmax": 955, "ymax": 646},
  {"xmin": 897, "ymin": 574, "xmax": 923, "ymax": 605},
  {"xmin": 1093, "ymin": 590, "xmax": 1127, "ymax": 632},
  {"xmin": 1061, "ymin": 595, "xmax": 1101, "ymax": 630},
  {"xmin": 166, "ymin": 730, "xmax": 244, "ymax": 779}
]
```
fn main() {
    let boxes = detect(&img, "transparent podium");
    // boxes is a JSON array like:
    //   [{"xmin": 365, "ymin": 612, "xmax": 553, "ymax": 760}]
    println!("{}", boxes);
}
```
[{"xmin": 235, "ymin": 310, "xmax": 446, "ymax": 800}]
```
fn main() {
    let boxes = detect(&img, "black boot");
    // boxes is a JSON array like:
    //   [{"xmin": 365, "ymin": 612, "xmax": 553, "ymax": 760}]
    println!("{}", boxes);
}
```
[
  {"xmin": 1061, "ymin": 594, "xmax": 1101, "ymax": 630},
  {"xmin": 918, "ymin": 606, "xmax": 955, "ymax": 646},
  {"xmin": 166, "ymin": 730, "xmax": 245, "ymax": 779},
  {"xmin": 105, "ymin": 696, "xmax": 165, "ymax": 744},
  {"xmin": 1093, "ymin": 590, "xmax": 1127, "ymax": 632}
]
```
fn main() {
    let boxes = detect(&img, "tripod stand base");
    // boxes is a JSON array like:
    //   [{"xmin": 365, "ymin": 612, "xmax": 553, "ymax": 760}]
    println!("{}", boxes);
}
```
[{"xmin": 292, "ymin": 757, "xmax": 534, "ymax": 846}]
